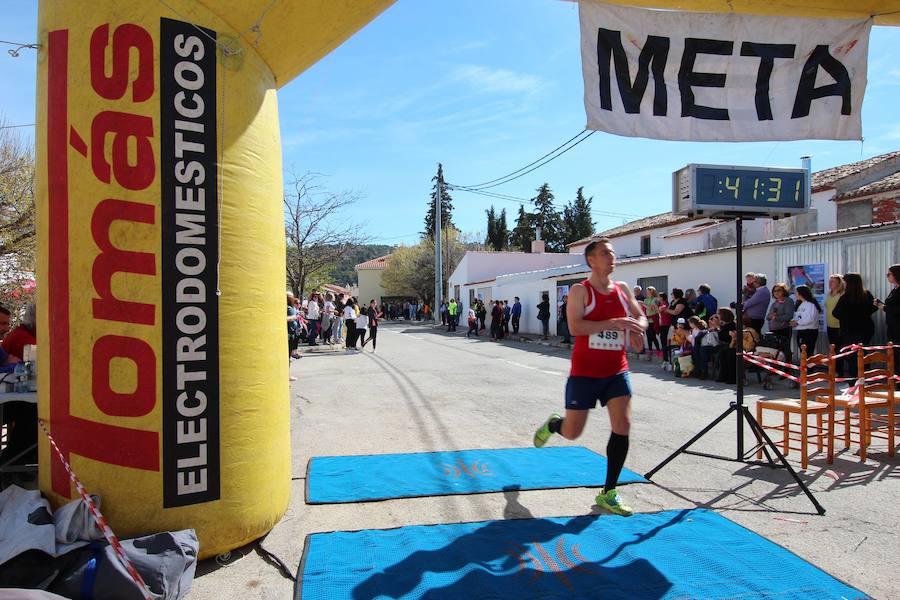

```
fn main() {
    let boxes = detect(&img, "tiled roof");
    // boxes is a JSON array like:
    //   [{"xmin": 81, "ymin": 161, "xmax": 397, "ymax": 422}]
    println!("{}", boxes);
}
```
[
  {"xmin": 322, "ymin": 283, "xmax": 352, "ymax": 296},
  {"xmin": 568, "ymin": 212, "xmax": 695, "ymax": 246},
  {"xmin": 812, "ymin": 151, "xmax": 900, "ymax": 191},
  {"xmin": 567, "ymin": 152, "xmax": 900, "ymax": 247},
  {"xmin": 834, "ymin": 171, "xmax": 900, "ymax": 202},
  {"xmin": 355, "ymin": 254, "xmax": 391, "ymax": 270}
]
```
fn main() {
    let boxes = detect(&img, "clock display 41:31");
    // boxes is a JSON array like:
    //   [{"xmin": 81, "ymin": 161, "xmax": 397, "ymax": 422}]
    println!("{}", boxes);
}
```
[{"xmin": 697, "ymin": 168, "xmax": 806, "ymax": 208}]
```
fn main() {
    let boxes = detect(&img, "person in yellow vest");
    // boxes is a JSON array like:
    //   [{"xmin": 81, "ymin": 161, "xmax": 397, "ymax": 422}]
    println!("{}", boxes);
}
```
[{"xmin": 447, "ymin": 298, "xmax": 459, "ymax": 332}]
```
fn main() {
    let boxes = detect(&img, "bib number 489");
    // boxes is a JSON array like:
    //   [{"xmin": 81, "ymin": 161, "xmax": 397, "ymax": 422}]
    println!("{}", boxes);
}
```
[{"xmin": 589, "ymin": 329, "xmax": 626, "ymax": 351}]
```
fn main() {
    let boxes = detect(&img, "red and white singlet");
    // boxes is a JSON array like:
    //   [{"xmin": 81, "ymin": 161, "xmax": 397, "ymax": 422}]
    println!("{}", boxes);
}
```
[{"xmin": 570, "ymin": 279, "xmax": 631, "ymax": 378}]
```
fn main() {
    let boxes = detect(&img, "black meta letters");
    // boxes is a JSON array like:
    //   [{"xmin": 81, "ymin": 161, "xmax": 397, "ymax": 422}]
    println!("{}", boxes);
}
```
[
  {"xmin": 791, "ymin": 44, "xmax": 852, "ymax": 119},
  {"xmin": 679, "ymin": 38, "xmax": 733, "ymax": 120},
  {"xmin": 596, "ymin": 27, "xmax": 670, "ymax": 115},
  {"xmin": 740, "ymin": 42, "xmax": 796, "ymax": 120}
]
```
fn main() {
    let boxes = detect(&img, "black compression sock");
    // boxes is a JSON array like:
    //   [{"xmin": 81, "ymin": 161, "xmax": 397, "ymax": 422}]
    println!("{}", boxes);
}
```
[
  {"xmin": 548, "ymin": 417, "xmax": 564, "ymax": 434},
  {"xmin": 604, "ymin": 432, "xmax": 629, "ymax": 492}
]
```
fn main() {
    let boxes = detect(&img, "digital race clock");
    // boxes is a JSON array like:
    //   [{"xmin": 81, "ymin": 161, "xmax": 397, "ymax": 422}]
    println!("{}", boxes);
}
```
[{"xmin": 672, "ymin": 164, "xmax": 810, "ymax": 218}]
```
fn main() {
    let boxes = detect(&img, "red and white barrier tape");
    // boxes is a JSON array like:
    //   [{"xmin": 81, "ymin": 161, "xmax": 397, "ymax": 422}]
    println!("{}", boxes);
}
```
[
  {"xmin": 741, "ymin": 352, "xmax": 800, "ymax": 371},
  {"xmin": 742, "ymin": 355, "xmax": 800, "ymax": 382},
  {"xmin": 742, "ymin": 354, "xmax": 899, "ymax": 388},
  {"xmin": 38, "ymin": 419, "xmax": 154, "ymax": 600},
  {"xmin": 835, "ymin": 343, "xmax": 895, "ymax": 360}
]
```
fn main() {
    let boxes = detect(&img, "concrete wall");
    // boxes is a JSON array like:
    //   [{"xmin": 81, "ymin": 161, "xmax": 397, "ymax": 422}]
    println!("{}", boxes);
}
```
[
  {"xmin": 494, "ymin": 245, "xmax": 777, "ymax": 335},
  {"xmin": 837, "ymin": 199, "xmax": 873, "ymax": 229},
  {"xmin": 356, "ymin": 268, "xmax": 386, "ymax": 305},
  {"xmin": 492, "ymin": 226, "xmax": 900, "ymax": 348},
  {"xmin": 447, "ymin": 251, "xmax": 584, "ymax": 306}
]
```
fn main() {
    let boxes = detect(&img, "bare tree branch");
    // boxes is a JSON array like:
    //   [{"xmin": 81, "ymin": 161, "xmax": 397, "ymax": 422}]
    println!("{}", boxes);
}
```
[{"xmin": 283, "ymin": 171, "xmax": 371, "ymax": 296}]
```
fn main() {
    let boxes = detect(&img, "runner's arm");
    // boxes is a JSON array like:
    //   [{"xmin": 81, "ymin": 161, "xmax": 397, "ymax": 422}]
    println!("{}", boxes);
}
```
[
  {"xmin": 619, "ymin": 283, "xmax": 649, "ymax": 331},
  {"xmin": 567, "ymin": 284, "xmax": 645, "ymax": 336}
]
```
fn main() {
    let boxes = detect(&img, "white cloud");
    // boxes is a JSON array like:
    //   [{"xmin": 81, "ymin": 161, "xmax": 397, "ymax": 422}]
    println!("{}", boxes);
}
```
[
  {"xmin": 450, "ymin": 65, "xmax": 544, "ymax": 95},
  {"xmin": 882, "ymin": 124, "xmax": 900, "ymax": 140},
  {"xmin": 281, "ymin": 127, "xmax": 373, "ymax": 148}
]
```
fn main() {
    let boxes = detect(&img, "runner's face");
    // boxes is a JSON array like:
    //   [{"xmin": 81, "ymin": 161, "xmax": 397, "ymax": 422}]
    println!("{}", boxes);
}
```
[{"xmin": 588, "ymin": 242, "xmax": 615, "ymax": 274}]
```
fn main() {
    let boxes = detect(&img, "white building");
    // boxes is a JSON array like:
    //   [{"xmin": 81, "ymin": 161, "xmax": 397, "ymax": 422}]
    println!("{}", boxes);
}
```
[
  {"xmin": 568, "ymin": 152, "xmax": 900, "ymax": 259},
  {"xmin": 480, "ymin": 152, "xmax": 900, "ymax": 352},
  {"xmin": 447, "ymin": 247, "xmax": 584, "ymax": 311}
]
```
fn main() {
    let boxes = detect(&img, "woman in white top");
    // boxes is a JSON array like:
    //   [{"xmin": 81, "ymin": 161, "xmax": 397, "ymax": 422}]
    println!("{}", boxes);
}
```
[
  {"xmin": 343, "ymin": 299, "xmax": 358, "ymax": 352},
  {"xmin": 321, "ymin": 293, "xmax": 335, "ymax": 344},
  {"xmin": 354, "ymin": 311, "xmax": 369, "ymax": 349},
  {"xmin": 305, "ymin": 293, "xmax": 321, "ymax": 346},
  {"xmin": 790, "ymin": 284, "xmax": 821, "ymax": 355}
]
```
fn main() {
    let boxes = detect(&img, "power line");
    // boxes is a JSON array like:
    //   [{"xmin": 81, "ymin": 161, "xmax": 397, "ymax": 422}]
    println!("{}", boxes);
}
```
[
  {"xmin": 454, "ymin": 130, "xmax": 596, "ymax": 191},
  {"xmin": 456, "ymin": 129, "xmax": 591, "ymax": 189},
  {"xmin": 0, "ymin": 123, "xmax": 35, "ymax": 130},
  {"xmin": 448, "ymin": 184, "xmax": 645, "ymax": 220},
  {"xmin": 1, "ymin": 40, "xmax": 39, "ymax": 58}
]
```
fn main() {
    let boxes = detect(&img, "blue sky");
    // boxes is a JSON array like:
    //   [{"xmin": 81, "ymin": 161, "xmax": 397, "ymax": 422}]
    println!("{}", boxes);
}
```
[{"xmin": 3, "ymin": 1, "xmax": 900, "ymax": 245}]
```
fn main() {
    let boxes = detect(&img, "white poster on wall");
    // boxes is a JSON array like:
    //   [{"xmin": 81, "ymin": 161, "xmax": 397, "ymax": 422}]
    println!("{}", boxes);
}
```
[{"xmin": 579, "ymin": 1, "xmax": 871, "ymax": 141}]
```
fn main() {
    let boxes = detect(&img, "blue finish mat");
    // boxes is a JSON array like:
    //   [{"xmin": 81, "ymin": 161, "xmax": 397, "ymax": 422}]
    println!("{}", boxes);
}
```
[
  {"xmin": 297, "ymin": 508, "xmax": 867, "ymax": 600},
  {"xmin": 305, "ymin": 446, "xmax": 647, "ymax": 504}
]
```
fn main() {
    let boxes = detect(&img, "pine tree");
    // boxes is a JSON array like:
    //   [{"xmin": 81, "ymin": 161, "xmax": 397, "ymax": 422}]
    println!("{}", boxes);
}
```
[
  {"xmin": 563, "ymin": 186, "xmax": 595, "ymax": 245},
  {"xmin": 484, "ymin": 205, "xmax": 510, "ymax": 251},
  {"xmin": 495, "ymin": 208, "xmax": 509, "ymax": 251},
  {"xmin": 508, "ymin": 205, "xmax": 534, "ymax": 252},
  {"xmin": 422, "ymin": 163, "xmax": 455, "ymax": 240},
  {"xmin": 485, "ymin": 205, "xmax": 497, "ymax": 248},
  {"xmin": 531, "ymin": 183, "xmax": 564, "ymax": 252}
]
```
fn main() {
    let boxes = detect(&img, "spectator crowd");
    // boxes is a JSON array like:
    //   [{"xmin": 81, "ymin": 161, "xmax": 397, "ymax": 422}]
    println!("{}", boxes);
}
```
[{"xmin": 625, "ymin": 266, "xmax": 900, "ymax": 384}]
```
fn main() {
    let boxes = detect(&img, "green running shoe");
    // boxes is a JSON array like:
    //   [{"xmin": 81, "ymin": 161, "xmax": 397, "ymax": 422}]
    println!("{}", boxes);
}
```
[
  {"xmin": 533, "ymin": 413, "xmax": 561, "ymax": 448},
  {"xmin": 595, "ymin": 489, "xmax": 634, "ymax": 516}
]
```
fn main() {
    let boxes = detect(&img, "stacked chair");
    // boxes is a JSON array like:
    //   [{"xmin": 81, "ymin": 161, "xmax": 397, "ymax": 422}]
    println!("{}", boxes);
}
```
[
  {"xmin": 756, "ymin": 343, "xmax": 900, "ymax": 468},
  {"xmin": 755, "ymin": 345, "xmax": 835, "ymax": 470},
  {"xmin": 832, "ymin": 344, "xmax": 897, "ymax": 462}
]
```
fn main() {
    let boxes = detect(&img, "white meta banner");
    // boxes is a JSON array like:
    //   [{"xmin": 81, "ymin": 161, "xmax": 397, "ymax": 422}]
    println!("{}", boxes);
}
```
[{"xmin": 578, "ymin": 2, "xmax": 871, "ymax": 141}]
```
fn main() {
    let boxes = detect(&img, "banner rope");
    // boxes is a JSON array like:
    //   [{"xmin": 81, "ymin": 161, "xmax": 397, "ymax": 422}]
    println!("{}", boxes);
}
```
[{"xmin": 37, "ymin": 419, "xmax": 154, "ymax": 600}]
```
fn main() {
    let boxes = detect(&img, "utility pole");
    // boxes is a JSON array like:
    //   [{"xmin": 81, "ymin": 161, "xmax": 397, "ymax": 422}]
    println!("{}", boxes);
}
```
[{"xmin": 434, "ymin": 165, "xmax": 443, "ymax": 323}]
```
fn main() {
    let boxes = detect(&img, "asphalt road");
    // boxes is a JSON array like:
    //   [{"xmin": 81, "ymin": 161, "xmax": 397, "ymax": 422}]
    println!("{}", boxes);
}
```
[{"xmin": 189, "ymin": 321, "xmax": 899, "ymax": 599}]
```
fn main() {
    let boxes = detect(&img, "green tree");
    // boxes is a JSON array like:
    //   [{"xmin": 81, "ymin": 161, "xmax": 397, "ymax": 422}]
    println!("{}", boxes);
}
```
[
  {"xmin": 495, "ymin": 207, "xmax": 509, "ymax": 251},
  {"xmin": 562, "ymin": 186, "xmax": 595, "ymax": 245},
  {"xmin": 484, "ymin": 205, "xmax": 497, "ymax": 248},
  {"xmin": 484, "ymin": 205, "xmax": 509, "ymax": 251},
  {"xmin": 0, "ymin": 121, "xmax": 35, "ymax": 318},
  {"xmin": 382, "ymin": 229, "xmax": 474, "ymax": 303},
  {"xmin": 531, "ymin": 182, "xmax": 564, "ymax": 252},
  {"xmin": 422, "ymin": 163, "xmax": 455, "ymax": 240},
  {"xmin": 327, "ymin": 244, "xmax": 393, "ymax": 286},
  {"xmin": 508, "ymin": 205, "xmax": 533, "ymax": 252}
]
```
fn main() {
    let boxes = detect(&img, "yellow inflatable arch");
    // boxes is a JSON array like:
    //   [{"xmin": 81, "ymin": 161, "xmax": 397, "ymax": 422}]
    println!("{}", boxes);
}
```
[{"xmin": 35, "ymin": 0, "xmax": 899, "ymax": 558}]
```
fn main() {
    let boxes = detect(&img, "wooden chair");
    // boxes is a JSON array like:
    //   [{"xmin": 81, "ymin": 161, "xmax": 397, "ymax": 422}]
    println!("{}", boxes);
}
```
[
  {"xmin": 832, "ymin": 345, "xmax": 897, "ymax": 462},
  {"xmin": 756, "ymin": 345, "xmax": 835, "ymax": 469}
]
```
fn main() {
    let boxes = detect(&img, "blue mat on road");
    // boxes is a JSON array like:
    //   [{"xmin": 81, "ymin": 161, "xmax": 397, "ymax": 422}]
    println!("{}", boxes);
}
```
[
  {"xmin": 305, "ymin": 446, "xmax": 647, "ymax": 504},
  {"xmin": 297, "ymin": 508, "xmax": 867, "ymax": 600}
]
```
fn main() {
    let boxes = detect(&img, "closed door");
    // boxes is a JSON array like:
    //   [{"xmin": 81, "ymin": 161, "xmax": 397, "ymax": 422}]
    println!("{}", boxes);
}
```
[{"xmin": 637, "ymin": 276, "xmax": 668, "ymax": 297}]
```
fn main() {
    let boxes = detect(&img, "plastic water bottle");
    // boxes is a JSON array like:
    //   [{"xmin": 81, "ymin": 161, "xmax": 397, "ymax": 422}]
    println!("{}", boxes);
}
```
[{"xmin": 13, "ymin": 361, "xmax": 27, "ymax": 393}]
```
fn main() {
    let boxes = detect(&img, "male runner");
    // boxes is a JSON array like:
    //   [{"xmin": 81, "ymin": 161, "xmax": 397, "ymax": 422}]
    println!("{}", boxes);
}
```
[{"xmin": 533, "ymin": 236, "xmax": 647, "ymax": 516}]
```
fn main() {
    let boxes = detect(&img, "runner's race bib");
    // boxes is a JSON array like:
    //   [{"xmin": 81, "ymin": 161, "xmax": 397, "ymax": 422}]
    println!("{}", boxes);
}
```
[{"xmin": 589, "ymin": 329, "xmax": 627, "ymax": 351}]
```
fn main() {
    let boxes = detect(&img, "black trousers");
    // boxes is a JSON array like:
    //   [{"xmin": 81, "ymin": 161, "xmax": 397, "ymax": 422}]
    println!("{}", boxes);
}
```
[
  {"xmin": 366, "ymin": 327, "xmax": 377, "ymax": 349},
  {"xmin": 796, "ymin": 329, "xmax": 819, "ymax": 355},
  {"xmin": 511, "ymin": 315, "xmax": 520, "ymax": 333},
  {"xmin": 659, "ymin": 325, "xmax": 671, "ymax": 360},
  {"xmin": 345, "ymin": 323, "xmax": 357, "ymax": 348}
]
